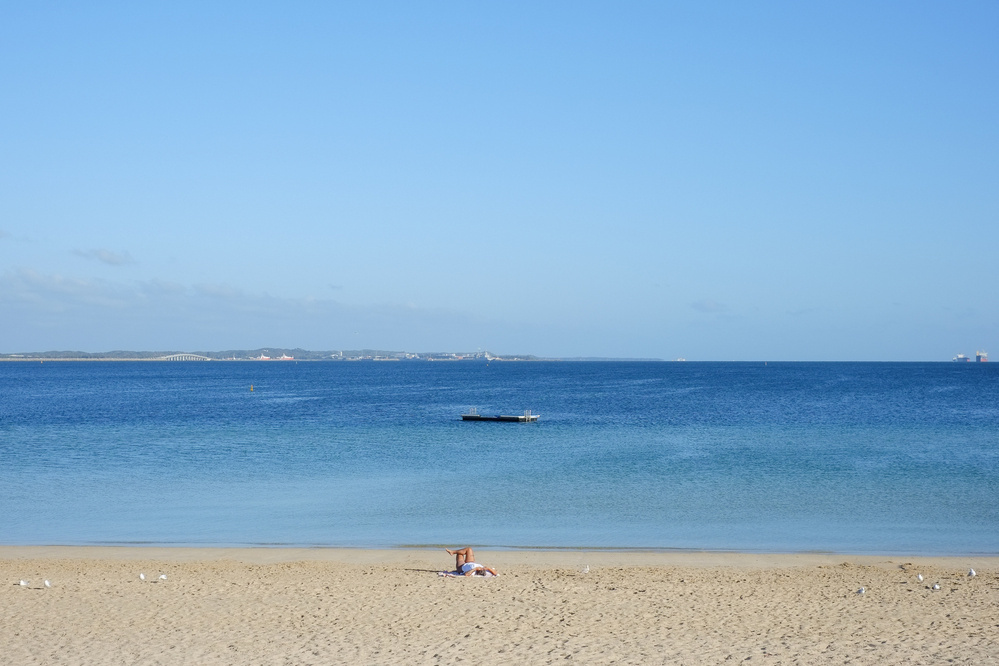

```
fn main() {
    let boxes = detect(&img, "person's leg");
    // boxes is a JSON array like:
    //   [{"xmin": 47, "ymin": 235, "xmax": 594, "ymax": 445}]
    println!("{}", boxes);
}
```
[{"xmin": 445, "ymin": 547, "xmax": 474, "ymax": 569}]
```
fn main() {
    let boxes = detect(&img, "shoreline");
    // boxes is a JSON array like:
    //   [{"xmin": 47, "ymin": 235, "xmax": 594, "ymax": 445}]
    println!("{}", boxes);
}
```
[
  {"xmin": 3, "ymin": 544, "xmax": 999, "ymax": 567},
  {"xmin": 0, "ymin": 542, "xmax": 999, "ymax": 564},
  {"xmin": 4, "ymin": 546, "xmax": 996, "ymax": 664}
]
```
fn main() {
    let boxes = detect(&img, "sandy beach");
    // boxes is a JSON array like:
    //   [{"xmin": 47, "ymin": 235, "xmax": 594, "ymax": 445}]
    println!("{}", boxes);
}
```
[{"xmin": 2, "ymin": 547, "xmax": 996, "ymax": 665}]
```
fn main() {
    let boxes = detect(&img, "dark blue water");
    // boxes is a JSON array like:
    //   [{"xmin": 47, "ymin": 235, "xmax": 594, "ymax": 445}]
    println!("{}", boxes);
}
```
[{"xmin": 1, "ymin": 361, "xmax": 996, "ymax": 554}]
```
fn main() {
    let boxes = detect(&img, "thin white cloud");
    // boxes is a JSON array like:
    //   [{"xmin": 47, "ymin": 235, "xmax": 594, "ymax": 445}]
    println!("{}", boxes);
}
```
[
  {"xmin": 690, "ymin": 299, "xmax": 728, "ymax": 314},
  {"xmin": 74, "ymin": 248, "xmax": 135, "ymax": 266},
  {"xmin": 0, "ymin": 268, "xmax": 509, "ymax": 353},
  {"xmin": 0, "ymin": 268, "xmax": 133, "ymax": 310},
  {"xmin": 193, "ymin": 283, "xmax": 244, "ymax": 299},
  {"xmin": 139, "ymin": 279, "xmax": 187, "ymax": 298}
]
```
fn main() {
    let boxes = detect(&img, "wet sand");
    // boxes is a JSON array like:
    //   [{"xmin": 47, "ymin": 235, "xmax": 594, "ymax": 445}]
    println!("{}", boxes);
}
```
[{"xmin": 2, "ymin": 547, "xmax": 997, "ymax": 664}]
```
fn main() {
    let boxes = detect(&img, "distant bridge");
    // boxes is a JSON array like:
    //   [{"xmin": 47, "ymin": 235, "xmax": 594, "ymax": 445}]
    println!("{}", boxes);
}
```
[{"xmin": 159, "ymin": 354, "xmax": 212, "ymax": 361}]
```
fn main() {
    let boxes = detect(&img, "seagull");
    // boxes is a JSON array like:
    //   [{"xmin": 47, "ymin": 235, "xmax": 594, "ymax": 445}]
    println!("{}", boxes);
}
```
[
  {"xmin": 139, "ymin": 573, "xmax": 146, "ymax": 581},
  {"xmin": 19, "ymin": 580, "xmax": 28, "ymax": 587},
  {"xmin": 932, "ymin": 583, "xmax": 941, "ymax": 590},
  {"xmin": 856, "ymin": 587, "xmax": 865, "ymax": 595},
  {"xmin": 159, "ymin": 574, "xmax": 167, "ymax": 580},
  {"xmin": 968, "ymin": 568, "xmax": 976, "ymax": 577},
  {"xmin": 44, "ymin": 580, "xmax": 51, "ymax": 588},
  {"xmin": 582, "ymin": 566, "xmax": 589, "ymax": 575},
  {"xmin": 916, "ymin": 574, "xmax": 923, "ymax": 582}
]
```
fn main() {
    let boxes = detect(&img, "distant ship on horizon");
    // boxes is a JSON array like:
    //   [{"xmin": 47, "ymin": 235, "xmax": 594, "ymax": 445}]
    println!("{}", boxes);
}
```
[{"xmin": 952, "ymin": 351, "xmax": 988, "ymax": 362}]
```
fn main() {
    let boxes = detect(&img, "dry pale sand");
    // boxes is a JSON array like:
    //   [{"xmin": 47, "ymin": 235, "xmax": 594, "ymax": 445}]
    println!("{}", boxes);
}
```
[{"xmin": 2, "ymin": 547, "xmax": 997, "ymax": 665}]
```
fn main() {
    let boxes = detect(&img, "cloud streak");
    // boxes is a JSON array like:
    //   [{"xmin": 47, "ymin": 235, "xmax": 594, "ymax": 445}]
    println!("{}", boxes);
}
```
[
  {"xmin": 74, "ymin": 248, "xmax": 135, "ymax": 266},
  {"xmin": 690, "ymin": 299, "xmax": 728, "ymax": 314},
  {"xmin": 0, "ymin": 268, "xmax": 509, "ymax": 353},
  {"xmin": 2, "ymin": 269, "xmax": 134, "ymax": 310}
]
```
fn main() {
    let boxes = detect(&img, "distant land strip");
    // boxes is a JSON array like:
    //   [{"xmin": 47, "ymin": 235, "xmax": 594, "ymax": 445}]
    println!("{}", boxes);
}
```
[{"xmin": 0, "ymin": 349, "xmax": 666, "ymax": 362}]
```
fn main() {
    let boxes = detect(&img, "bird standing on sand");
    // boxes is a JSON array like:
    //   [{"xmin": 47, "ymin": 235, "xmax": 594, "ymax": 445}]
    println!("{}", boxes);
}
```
[
  {"xmin": 139, "ymin": 573, "xmax": 146, "ymax": 581},
  {"xmin": 44, "ymin": 580, "xmax": 51, "ymax": 588},
  {"xmin": 159, "ymin": 574, "xmax": 167, "ymax": 580},
  {"xmin": 19, "ymin": 580, "xmax": 28, "ymax": 587},
  {"xmin": 932, "ymin": 583, "xmax": 941, "ymax": 590},
  {"xmin": 916, "ymin": 574, "xmax": 923, "ymax": 582},
  {"xmin": 856, "ymin": 587, "xmax": 865, "ymax": 595},
  {"xmin": 968, "ymin": 568, "xmax": 976, "ymax": 577}
]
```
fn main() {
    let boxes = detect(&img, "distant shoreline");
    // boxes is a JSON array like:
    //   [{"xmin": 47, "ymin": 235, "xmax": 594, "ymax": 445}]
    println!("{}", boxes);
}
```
[
  {"xmin": 0, "ymin": 358, "xmax": 670, "ymax": 362},
  {"xmin": 0, "ymin": 350, "xmax": 665, "ymax": 362},
  {"xmin": 0, "ymin": 356, "xmax": 976, "ymax": 363}
]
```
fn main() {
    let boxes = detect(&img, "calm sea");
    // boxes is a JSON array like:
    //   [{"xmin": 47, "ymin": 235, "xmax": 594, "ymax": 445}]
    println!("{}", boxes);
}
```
[{"xmin": 1, "ymin": 361, "xmax": 996, "ymax": 554}]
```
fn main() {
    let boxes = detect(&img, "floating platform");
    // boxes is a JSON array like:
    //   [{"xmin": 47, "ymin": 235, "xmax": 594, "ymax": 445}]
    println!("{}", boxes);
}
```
[{"xmin": 461, "ymin": 408, "xmax": 539, "ymax": 422}]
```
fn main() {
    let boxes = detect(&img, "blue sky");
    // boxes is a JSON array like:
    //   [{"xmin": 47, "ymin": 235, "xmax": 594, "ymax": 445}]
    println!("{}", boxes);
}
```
[{"xmin": 2, "ymin": 2, "xmax": 996, "ymax": 360}]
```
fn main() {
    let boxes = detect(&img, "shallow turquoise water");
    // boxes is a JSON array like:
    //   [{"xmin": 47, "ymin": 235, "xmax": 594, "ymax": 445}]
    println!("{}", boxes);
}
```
[{"xmin": 1, "ymin": 361, "xmax": 996, "ymax": 554}]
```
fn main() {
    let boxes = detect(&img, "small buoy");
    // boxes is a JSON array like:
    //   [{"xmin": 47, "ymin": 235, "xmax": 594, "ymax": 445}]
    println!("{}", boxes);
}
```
[
  {"xmin": 968, "ymin": 568, "xmax": 976, "ymax": 577},
  {"xmin": 250, "ymin": 385, "xmax": 254, "ymax": 392}
]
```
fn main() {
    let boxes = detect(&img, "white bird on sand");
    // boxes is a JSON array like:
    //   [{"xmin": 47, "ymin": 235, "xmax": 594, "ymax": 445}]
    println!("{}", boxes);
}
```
[
  {"xmin": 19, "ymin": 580, "xmax": 28, "ymax": 587},
  {"xmin": 44, "ymin": 580, "xmax": 51, "ymax": 588},
  {"xmin": 159, "ymin": 574, "xmax": 167, "ymax": 580},
  {"xmin": 932, "ymin": 583, "xmax": 941, "ymax": 590},
  {"xmin": 139, "ymin": 573, "xmax": 146, "ymax": 581},
  {"xmin": 856, "ymin": 587, "xmax": 865, "ymax": 595},
  {"xmin": 968, "ymin": 568, "xmax": 976, "ymax": 577},
  {"xmin": 582, "ymin": 566, "xmax": 589, "ymax": 575},
  {"xmin": 916, "ymin": 574, "xmax": 923, "ymax": 582}
]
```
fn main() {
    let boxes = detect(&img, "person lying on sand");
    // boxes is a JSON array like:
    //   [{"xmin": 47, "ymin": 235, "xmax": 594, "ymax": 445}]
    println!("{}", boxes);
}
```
[{"xmin": 445, "ymin": 547, "xmax": 498, "ymax": 576}]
